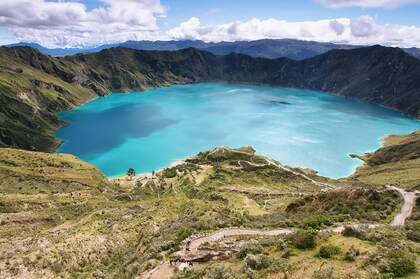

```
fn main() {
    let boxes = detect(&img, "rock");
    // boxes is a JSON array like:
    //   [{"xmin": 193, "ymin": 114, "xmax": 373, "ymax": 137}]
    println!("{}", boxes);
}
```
[{"xmin": 92, "ymin": 269, "xmax": 105, "ymax": 278}]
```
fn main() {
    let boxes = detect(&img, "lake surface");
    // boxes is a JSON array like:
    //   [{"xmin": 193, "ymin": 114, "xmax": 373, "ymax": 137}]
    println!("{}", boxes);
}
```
[{"xmin": 56, "ymin": 83, "xmax": 420, "ymax": 178}]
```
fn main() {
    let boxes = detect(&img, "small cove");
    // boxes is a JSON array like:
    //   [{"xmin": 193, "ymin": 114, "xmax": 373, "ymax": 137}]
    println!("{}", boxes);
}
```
[{"xmin": 55, "ymin": 83, "xmax": 420, "ymax": 178}]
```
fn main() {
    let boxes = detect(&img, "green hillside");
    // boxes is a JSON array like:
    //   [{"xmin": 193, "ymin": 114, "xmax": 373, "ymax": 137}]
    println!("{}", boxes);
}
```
[{"xmin": 0, "ymin": 144, "xmax": 418, "ymax": 278}]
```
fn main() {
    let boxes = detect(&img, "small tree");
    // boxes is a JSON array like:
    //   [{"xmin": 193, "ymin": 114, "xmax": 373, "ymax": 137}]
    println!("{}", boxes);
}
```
[{"xmin": 127, "ymin": 168, "xmax": 136, "ymax": 180}]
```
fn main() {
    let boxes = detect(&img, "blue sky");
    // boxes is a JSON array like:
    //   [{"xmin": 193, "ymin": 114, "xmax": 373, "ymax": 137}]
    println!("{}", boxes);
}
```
[
  {"xmin": 159, "ymin": 0, "xmax": 420, "ymax": 26},
  {"xmin": 0, "ymin": 0, "xmax": 419, "ymax": 48}
]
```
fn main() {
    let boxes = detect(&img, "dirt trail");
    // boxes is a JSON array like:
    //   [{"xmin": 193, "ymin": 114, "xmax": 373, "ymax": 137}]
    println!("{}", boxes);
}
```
[
  {"xmin": 142, "ymin": 186, "xmax": 418, "ymax": 278},
  {"xmin": 387, "ymin": 185, "xmax": 419, "ymax": 226},
  {"xmin": 240, "ymin": 159, "xmax": 335, "ymax": 190},
  {"xmin": 186, "ymin": 228, "xmax": 293, "ymax": 256},
  {"xmin": 264, "ymin": 159, "xmax": 336, "ymax": 189}
]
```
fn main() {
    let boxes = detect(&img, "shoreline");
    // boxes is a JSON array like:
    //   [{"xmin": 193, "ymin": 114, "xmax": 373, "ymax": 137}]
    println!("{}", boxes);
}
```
[
  {"xmin": 50, "ymin": 83, "xmax": 420, "ymax": 183},
  {"xmin": 109, "ymin": 159, "xmax": 187, "ymax": 184},
  {"xmin": 108, "ymin": 127, "xmax": 420, "ymax": 184}
]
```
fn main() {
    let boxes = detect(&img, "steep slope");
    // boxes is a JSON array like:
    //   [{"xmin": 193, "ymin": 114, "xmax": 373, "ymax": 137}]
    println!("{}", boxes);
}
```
[
  {"xmin": 0, "ymin": 45, "xmax": 419, "ymax": 152},
  {"xmin": 350, "ymin": 131, "xmax": 420, "ymax": 190},
  {"xmin": 270, "ymin": 45, "xmax": 420, "ymax": 117},
  {"xmin": 0, "ymin": 148, "xmax": 108, "ymax": 194},
  {"xmin": 0, "ymin": 47, "xmax": 96, "ymax": 151}
]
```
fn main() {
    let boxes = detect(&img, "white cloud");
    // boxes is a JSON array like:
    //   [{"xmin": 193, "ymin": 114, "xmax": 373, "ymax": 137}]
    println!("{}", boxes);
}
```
[
  {"xmin": 166, "ymin": 16, "xmax": 420, "ymax": 48},
  {"xmin": 318, "ymin": 0, "xmax": 420, "ymax": 8},
  {"xmin": 1, "ymin": 1, "xmax": 419, "ymax": 49},
  {"xmin": 329, "ymin": 20, "xmax": 345, "ymax": 35},
  {"xmin": 0, "ymin": 0, "xmax": 165, "ymax": 47}
]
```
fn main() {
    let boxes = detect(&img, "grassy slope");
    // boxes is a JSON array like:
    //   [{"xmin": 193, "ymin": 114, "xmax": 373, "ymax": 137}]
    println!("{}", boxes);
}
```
[
  {"xmin": 349, "ymin": 131, "xmax": 420, "ymax": 191},
  {"xmin": 0, "ymin": 47, "xmax": 96, "ymax": 151},
  {"xmin": 0, "ymin": 148, "xmax": 107, "ymax": 194},
  {"xmin": 0, "ymin": 146, "xmax": 417, "ymax": 278}
]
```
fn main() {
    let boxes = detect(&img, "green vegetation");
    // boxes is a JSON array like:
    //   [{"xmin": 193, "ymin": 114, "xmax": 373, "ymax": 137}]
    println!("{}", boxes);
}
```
[
  {"xmin": 350, "ymin": 131, "xmax": 420, "ymax": 190},
  {"xmin": 317, "ymin": 244, "xmax": 341, "ymax": 258},
  {"xmin": 291, "ymin": 229, "xmax": 317, "ymax": 249},
  {"xmin": 286, "ymin": 188, "xmax": 400, "ymax": 223},
  {"xmin": 127, "ymin": 168, "xmax": 136, "ymax": 179},
  {"xmin": 344, "ymin": 246, "xmax": 360, "ymax": 261},
  {"xmin": 0, "ymin": 143, "xmax": 418, "ymax": 278},
  {"xmin": 405, "ymin": 198, "xmax": 420, "ymax": 242}
]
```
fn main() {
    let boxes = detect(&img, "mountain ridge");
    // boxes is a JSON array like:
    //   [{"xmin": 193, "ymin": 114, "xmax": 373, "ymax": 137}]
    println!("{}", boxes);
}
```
[{"xmin": 6, "ymin": 39, "xmax": 420, "ymax": 60}]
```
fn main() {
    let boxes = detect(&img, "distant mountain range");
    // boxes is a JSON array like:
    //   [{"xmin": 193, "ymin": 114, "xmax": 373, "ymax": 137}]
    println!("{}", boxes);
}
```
[
  {"xmin": 7, "ymin": 39, "xmax": 420, "ymax": 60},
  {"xmin": 1, "ymin": 45, "xmax": 419, "ymax": 151}
]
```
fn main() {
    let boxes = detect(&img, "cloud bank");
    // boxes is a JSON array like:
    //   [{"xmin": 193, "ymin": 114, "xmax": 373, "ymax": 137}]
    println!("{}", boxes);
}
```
[
  {"xmin": 167, "ymin": 16, "xmax": 420, "ymax": 48},
  {"xmin": 0, "ymin": 0, "xmax": 165, "ymax": 47},
  {"xmin": 0, "ymin": 0, "xmax": 420, "ymax": 48},
  {"xmin": 318, "ymin": 0, "xmax": 420, "ymax": 8}
]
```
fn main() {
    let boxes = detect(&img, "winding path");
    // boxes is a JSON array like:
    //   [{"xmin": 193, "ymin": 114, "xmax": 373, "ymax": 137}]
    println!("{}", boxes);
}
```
[
  {"xmin": 387, "ymin": 185, "xmax": 419, "ymax": 226},
  {"xmin": 240, "ymin": 158, "xmax": 336, "ymax": 190},
  {"xmin": 143, "ymin": 185, "xmax": 418, "ymax": 279}
]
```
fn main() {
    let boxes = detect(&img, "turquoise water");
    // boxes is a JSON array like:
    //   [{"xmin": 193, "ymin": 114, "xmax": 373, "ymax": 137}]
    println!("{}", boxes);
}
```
[{"xmin": 56, "ymin": 83, "xmax": 420, "ymax": 178}]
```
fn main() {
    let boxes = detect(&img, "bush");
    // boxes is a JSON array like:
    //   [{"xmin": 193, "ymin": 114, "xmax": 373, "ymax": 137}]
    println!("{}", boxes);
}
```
[
  {"xmin": 176, "ymin": 227, "xmax": 194, "ymax": 242},
  {"xmin": 342, "ymin": 226, "xmax": 363, "ymax": 238},
  {"xmin": 317, "ymin": 244, "xmax": 341, "ymax": 258},
  {"xmin": 383, "ymin": 250, "xmax": 417, "ymax": 277},
  {"xmin": 313, "ymin": 267, "xmax": 335, "ymax": 279},
  {"xmin": 206, "ymin": 266, "xmax": 235, "ymax": 279},
  {"xmin": 344, "ymin": 246, "xmax": 360, "ymax": 262},
  {"xmin": 162, "ymin": 168, "xmax": 177, "ymax": 178},
  {"xmin": 303, "ymin": 215, "xmax": 333, "ymax": 230},
  {"xmin": 237, "ymin": 241, "xmax": 263, "ymax": 259},
  {"xmin": 244, "ymin": 254, "xmax": 272, "ymax": 270},
  {"xmin": 405, "ymin": 221, "xmax": 420, "ymax": 242},
  {"xmin": 292, "ymin": 229, "xmax": 317, "ymax": 249},
  {"xmin": 266, "ymin": 258, "xmax": 291, "ymax": 273}
]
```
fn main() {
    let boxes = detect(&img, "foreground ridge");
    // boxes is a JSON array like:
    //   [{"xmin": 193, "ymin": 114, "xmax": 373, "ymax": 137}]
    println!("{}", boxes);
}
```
[{"xmin": 144, "ymin": 185, "xmax": 419, "ymax": 279}]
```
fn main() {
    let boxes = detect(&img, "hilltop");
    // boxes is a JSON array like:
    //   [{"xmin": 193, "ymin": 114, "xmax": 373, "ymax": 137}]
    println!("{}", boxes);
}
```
[
  {"xmin": 6, "ymin": 39, "xmax": 420, "ymax": 60},
  {"xmin": 1, "ymin": 45, "xmax": 420, "ymax": 151}
]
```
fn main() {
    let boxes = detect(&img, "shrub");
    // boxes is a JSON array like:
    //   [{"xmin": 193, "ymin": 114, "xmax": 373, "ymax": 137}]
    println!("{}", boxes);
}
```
[
  {"xmin": 176, "ymin": 227, "xmax": 194, "ymax": 242},
  {"xmin": 162, "ymin": 168, "xmax": 177, "ymax": 178},
  {"xmin": 237, "ymin": 241, "xmax": 263, "ymax": 259},
  {"xmin": 342, "ymin": 226, "xmax": 363, "ymax": 238},
  {"xmin": 317, "ymin": 244, "xmax": 341, "ymax": 258},
  {"xmin": 313, "ymin": 267, "xmax": 335, "ymax": 279},
  {"xmin": 292, "ymin": 229, "xmax": 317, "ymax": 249},
  {"xmin": 383, "ymin": 250, "xmax": 417, "ymax": 277},
  {"xmin": 244, "ymin": 254, "xmax": 272, "ymax": 270},
  {"xmin": 344, "ymin": 246, "xmax": 360, "ymax": 262},
  {"xmin": 405, "ymin": 221, "xmax": 420, "ymax": 242},
  {"xmin": 303, "ymin": 215, "xmax": 332, "ymax": 230},
  {"xmin": 266, "ymin": 258, "xmax": 291, "ymax": 273},
  {"xmin": 205, "ymin": 266, "xmax": 235, "ymax": 279}
]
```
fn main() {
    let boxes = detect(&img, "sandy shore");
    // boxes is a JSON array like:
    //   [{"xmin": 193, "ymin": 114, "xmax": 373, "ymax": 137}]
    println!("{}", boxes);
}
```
[{"xmin": 109, "ymin": 159, "xmax": 186, "ymax": 187}]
